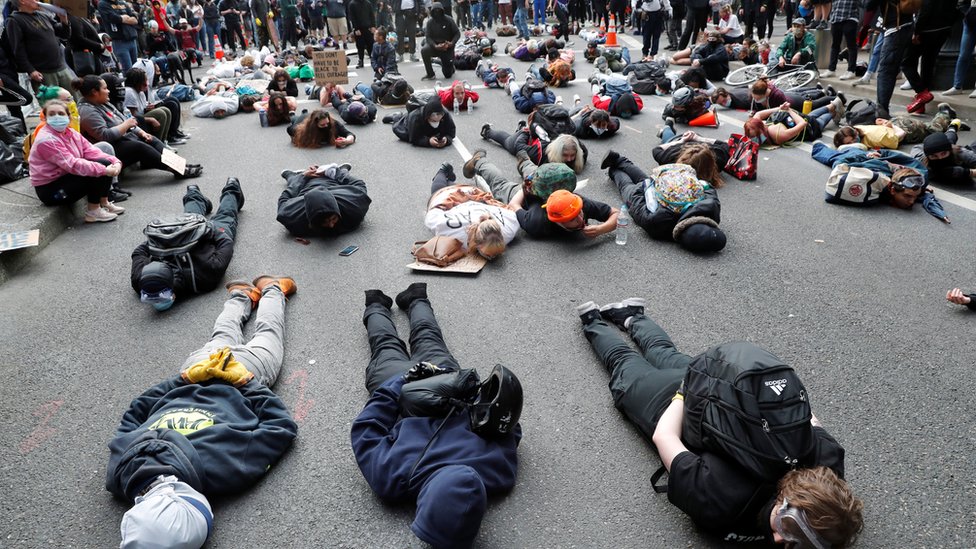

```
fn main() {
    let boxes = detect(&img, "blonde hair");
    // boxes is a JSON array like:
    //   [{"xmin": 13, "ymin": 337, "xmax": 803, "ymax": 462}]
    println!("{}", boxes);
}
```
[
  {"xmin": 240, "ymin": 55, "xmax": 255, "ymax": 68},
  {"xmin": 777, "ymin": 467, "xmax": 864, "ymax": 548},
  {"xmin": 466, "ymin": 217, "xmax": 506, "ymax": 259},
  {"xmin": 42, "ymin": 100, "xmax": 69, "ymax": 117},
  {"xmin": 546, "ymin": 134, "xmax": 585, "ymax": 174}
]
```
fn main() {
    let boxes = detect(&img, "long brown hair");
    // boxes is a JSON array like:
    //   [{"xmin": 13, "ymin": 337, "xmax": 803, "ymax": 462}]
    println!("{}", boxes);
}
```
[
  {"xmin": 266, "ymin": 91, "xmax": 291, "ymax": 126},
  {"xmin": 776, "ymin": 467, "xmax": 864, "ymax": 548},
  {"xmin": 291, "ymin": 109, "xmax": 338, "ymax": 149},
  {"xmin": 676, "ymin": 143, "xmax": 723, "ymax": 188}
]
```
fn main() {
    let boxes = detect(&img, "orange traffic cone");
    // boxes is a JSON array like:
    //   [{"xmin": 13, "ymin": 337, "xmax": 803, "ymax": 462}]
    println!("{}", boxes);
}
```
[
  {"xmin": 598, "ymin": 18, "xmax": 606, "ymax": 35},
  {"xmin": 689, "ymin": 108, "xmax": 720, "ymax": 128},
  {"xmin": 213, "ymin": 36, "xmax": 224, "ymax": 60},
  {"xmin": 605, "ymin": 15, "xmax": 619, "ymax": 47}
]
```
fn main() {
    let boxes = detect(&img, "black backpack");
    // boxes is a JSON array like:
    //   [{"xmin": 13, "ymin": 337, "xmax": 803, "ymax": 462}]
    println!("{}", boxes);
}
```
[
  {"xmin": 630, "ymin": 61, "xmax": 666, "ymax": 82},
  {"xmin": 144, "ymin": 213, "xmax": 212, "ymax": 292},
  {"xmin": 405, "ymin": 91, "xmax": 436, "ymax": 112},
  {"xmin": 844, "ymin": 99, "xmax": 881, "ymax": 127},
  {"xmin": 532, "ymin": 103, "xmax": 575, "ymax": 138},
  {"xmin": 520, "ymin": 79, "xmax": 548, "ymax": 100},
  {"xmin": 681, "ymin": 342, "xmax": 816, "ymax": 482}
]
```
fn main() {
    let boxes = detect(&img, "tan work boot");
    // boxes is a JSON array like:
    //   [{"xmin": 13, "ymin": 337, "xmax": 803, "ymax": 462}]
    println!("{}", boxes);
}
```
[
  {"xmin": 225, "ymin": 280, "xmax": 261, "ymax": 307},
  {"xmin": 252, "ymin": 275, "xmax": 298, "ymax": 298}
]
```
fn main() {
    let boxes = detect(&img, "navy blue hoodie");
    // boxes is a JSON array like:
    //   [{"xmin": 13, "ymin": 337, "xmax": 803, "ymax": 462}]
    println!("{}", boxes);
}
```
[
  {"xmin": 276, "ymin": 169, "xmax": 371, "ymax": 238},
  {"xmin": 351, "ymin": 377, "xmax": 520, "ymax": 545},
  {"xmin": 106, "ymin": 377, "xmax": 298, "ymax": 501}
]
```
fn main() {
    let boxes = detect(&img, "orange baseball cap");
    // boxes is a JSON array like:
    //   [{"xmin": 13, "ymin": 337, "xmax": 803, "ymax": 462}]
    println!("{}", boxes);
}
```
[{"xmin": 543, "ymin": 190, "xmax": 583, "ymax": 223}]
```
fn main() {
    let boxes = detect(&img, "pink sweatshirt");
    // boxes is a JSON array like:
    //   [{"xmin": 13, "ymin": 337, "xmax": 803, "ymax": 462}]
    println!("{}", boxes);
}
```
[{"xmin": 28, "ymin": 125, "xmax": 118, "ymax": 187}]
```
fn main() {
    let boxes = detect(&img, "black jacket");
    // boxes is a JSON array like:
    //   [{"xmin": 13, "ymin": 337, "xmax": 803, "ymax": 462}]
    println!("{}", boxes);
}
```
[
  {"xmin": 346, "ymin": 0, "xmax": 374, "ymax": 30},
  {"xmin": 6, "ymin": 11, "xmax": 71, "ymax": 73},
  {"xmin": 392, "ymin": 97, "xmax": 456, "ymax": 146},
  {"xmin": 690, "ymin": 41, "xmax": 729, "ymax": 81},
  {"xmin": 913, "ymin": 0, "xmax": 959, "ymax": 33},
  {"xmin": 424, "ymin": 3, "xmax": 460, "ymax": 46},
  {"xmin": 276, "ymin": 169, "xmax": 371, "ymax": 237},
  {"xmin": 574, "ymin": 110, "xmax": 620, "ymax": 140},
  {"xmin": 130, "ymin": 231, "xmax": 234, "ymax": 296}
]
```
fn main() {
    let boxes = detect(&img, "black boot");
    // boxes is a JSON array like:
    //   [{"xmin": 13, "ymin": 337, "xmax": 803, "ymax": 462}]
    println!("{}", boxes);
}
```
[
  {"xmin": 395, "ymin": 282, "xmax": 428, "ymax": 310},
  {"xmin": 221, "ymin": 177, "xmax": 245, "ymax": 210},
  {"xmin": 184, "ymin": 184, "xmax": 212, "ymax": 214},
  {"xmin": 365, "ymin": 289, "xmax": 393, "ymax": 309}
]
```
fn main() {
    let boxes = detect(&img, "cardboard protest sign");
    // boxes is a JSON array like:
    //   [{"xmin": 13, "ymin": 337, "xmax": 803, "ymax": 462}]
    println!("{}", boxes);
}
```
[
  {"xmin": 161, "ymin": 149, "xmax": 186, "ymax": 175},
  {"xmin": 0, "ymin": 230, "xmax": 40, "ymax": 253},
  {"xmin": 407, "ymin": 254, "xmax": 488, "ymax": 275},
  {"xmin": 313, "ymin": 50, "xmax": 349, "ymax": 86}
]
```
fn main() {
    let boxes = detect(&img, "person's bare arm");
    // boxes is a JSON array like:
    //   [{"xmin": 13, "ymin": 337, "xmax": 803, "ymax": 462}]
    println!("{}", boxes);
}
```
[
  {"xmin": 508, "ymin": 188, "xmax": 526, "ymax": 211},
  {"xmin": 652, "ymin": 396, "xmax": 689, "ymax": 472}
]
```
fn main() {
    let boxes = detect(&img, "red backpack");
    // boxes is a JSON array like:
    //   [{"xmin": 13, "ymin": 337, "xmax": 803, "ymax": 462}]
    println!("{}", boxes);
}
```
[{"xmin": 724, "ymin": 133, "xmax": 759, "ymax": 181}]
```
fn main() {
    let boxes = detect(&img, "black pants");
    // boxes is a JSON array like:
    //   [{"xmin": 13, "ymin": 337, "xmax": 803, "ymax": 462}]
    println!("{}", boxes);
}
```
[
  {"xmin": 642, "ymin": 10, "xmax": 665, "ymax": 57},
  {"xmin": 667, "ymin": 3, "xmax": 684, "ymax": 47},
  {"xmin": 583, "ymin": 314, "xmax": 688, "ymax": 443},
  {"xmin": 486, "ymin": 128, "xmax": 519, "ymax": 155},
  {"xmin": 34, "ymin": 169, "xmax": 112, "ymax": 206},
  {"xmin": 456, "ymin": 3, "xmax": 471, "ymax": 28},
  {"xmin": 225, "ymin": 22, "xmax": 247, "ymax": 50},
  {"xmin": 354, "ymin": 30, "xmax": 372, "ymax": 65},
  {"xmin": 608, "ymin": 156, "xmax": 663, "ymax": 237},
  {"xmin": 430, "ymin": 167, "xmax": 455, "ymax": 194},
  {"xmin": 158, "ymin": 96, "xmax": 183, "ymax": 136},
  {"xmin": 396, "ymin": 11, "xmax": 419, "ymax": 55},
  {"xmin": 829, "ymin": 19, "xmax": 858, "ymax": 72},
  {"xmin": 902, "ymin": 28, "xmax": 953, "ymax": 94},
  {"xmin": 0, "ymin": 72, "xmax": 32, "ymax": 126},
  {"xmin": 784, "ymin": 86, "xmax": 833, "ymax": 109},
  {"xmin": 678, "ymin": 5, "xmax": 708, "ymax": 50},
  {"xmin": 422, "ymin": 43, "xmax": 455, "ymax": 78},
  {"xmin": 554, "ymin": 4, "xmax": 569, "ymax": 39},
  {"xmin": 112, "ymin": 135, "xmax": 168, "ymax": 172},
  {"xmin": 876, "ymin": 24, "xmax": 913, "ymax": 113},
  {"xmin": 363, "ymin": 300, "xmax": 460, "ymax": 394},
  {"xmin": 183, "ymin": 185, "xmax": 241, "ymax": 241}
]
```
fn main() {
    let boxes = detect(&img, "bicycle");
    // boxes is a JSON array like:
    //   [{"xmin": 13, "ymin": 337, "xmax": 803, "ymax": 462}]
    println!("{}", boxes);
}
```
[{"xmin": 724, "ymin": 62, "xmax": 819, "ymax": 91}]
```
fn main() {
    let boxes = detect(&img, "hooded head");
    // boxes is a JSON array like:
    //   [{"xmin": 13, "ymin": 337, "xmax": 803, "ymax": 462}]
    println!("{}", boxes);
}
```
[
  {"xmin": 430, "ymin": 1, "xmax": 445, "ymax": 17},
  {"xmin": 923, "ymin": 132, "xmax": 952, "ymax": 157},
  {"xmin": 422, "ymin": 95, "xmax": 447, "ymax": 125},
  {"xmin": 347, "ymin": 100, "xmax": 367, "ymax": 121},
  {"xmin": 139, "ymin": 262, "xmax": 176, "ymax": 311},
  {"xmin": 304, "ymin": 188, "xmax": 341, "ymax": 230},
  {"xmin": 527, "ymin": 163, "xmax": 577, "ymax": 199},
  {"xmin": 673, "ymin": 218, "xmax": 727, "ymax": 253},
  {"xmin": 120, "ymin": 477, "xmax": 212, "ymax": 549},
  {"xmin": 411, "ymin": 465, "xmax": 487, "ymax": 549}
]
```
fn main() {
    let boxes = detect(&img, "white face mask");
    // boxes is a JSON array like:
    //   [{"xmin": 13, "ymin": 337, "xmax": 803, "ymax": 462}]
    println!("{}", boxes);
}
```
[
  {"xmin": 429, "ymin": 120, "xmax": 441, "ymax": 128},
  {"xmin": 591, "ymin": 125, "xmax": 607, "ymax": 135}
]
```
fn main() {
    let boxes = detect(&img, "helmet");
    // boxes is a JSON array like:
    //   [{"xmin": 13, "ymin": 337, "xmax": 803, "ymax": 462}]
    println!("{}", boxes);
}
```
[
  {"xmin": 672, "ymin": 86, "xmax": 694, "ymax": 107},
  {"xmin": 479, "ymin": 38, "xmax": 491, "ymax": 50},
  {"xmin": 469, "ymin": 365, "xmax": 523, "ymax": 438}
]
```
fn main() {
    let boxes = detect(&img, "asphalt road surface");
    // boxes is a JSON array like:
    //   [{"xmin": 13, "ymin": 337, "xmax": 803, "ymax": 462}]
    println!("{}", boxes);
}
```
[{"xmin": 1, "ymin": 30, "xmax": 975, "ymax": 549}]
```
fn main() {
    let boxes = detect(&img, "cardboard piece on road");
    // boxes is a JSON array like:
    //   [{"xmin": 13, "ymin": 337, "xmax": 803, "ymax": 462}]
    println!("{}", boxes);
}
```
[
  {"xmin": 52, "ymin": 0, "xmax": 84, "ymax": 18},
  {"xmin": 407, "ymin": 254, "xmax": 488, "ymax": 275},
  {"xmin": 161, "ymin": 149, "xmax": 186, "ymax": 175},
  {"xmin": 313, "ymin": 50, "xmax": 349, "ymax": 86},
  {"xmin": 0, "ymin": 230, "xmax": 40, "ymax": 253}
]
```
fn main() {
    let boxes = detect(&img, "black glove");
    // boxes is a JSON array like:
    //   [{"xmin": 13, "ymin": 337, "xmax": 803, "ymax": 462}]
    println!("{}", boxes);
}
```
[{"xmin": 403, "ymin": 361, "xmax": 447, "ymax": 383}]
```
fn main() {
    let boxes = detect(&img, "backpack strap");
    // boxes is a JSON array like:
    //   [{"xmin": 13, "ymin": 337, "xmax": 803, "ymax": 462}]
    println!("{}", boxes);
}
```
[{"xmin": 650, "ymin": 465, "xmax": 669, "ymax": 493}]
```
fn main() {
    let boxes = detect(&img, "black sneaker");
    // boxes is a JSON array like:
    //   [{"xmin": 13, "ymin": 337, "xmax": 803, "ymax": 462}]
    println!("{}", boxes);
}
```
[
  {"xmin": 825, "ymin": 84, "xmax": 836, "ymax": 97},
  {"xmin": 600, "ymin": 150, "xmax": 620, "ymax": 170},
  {"xmin": 576, "ymin": 301, "xmax": 601, "ymax": 325},
  {"xmin": 938, "ymin": 102, "xmax": 957, "ymax": 120},
  {"xmin": 440, "ymin": 161, "xmax": 456, "ymax": 182},
  {"xmin": 365, "ymin": 289, "xmax": 393, "ymax": 309},
  {"xmin": 280, "ymin": 169, "xmax": 302, "ymax": 181},
  {"xmin": 481, "ymin": 123, "xmax": 492, "ymax": 140},
  {"xmin": 395, "ymin": 282, "xmax": 428, "ymax": 310},
  {"xmin": 463, "ymin": 149, "xmax": 486, "ymax": 178},
  {"xmin": 184, "ymin": 185, "xmax": 212, "ymax": 214},
  {"xmin": 222, "ymin": 177, "xmax": 245, "ymax": 210},
  {"xmin": 108, "ymin": 189, "xmax": 129, "ymax": 203},
  {"xmin": 600, "ymin": 298, "xmax": 646, "ymax": 330}
]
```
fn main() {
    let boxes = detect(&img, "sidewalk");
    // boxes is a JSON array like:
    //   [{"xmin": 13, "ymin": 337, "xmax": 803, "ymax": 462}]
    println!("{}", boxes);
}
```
[{"xmin": 0, "ymin": 178, "xmax": 81, "ymax": 284}]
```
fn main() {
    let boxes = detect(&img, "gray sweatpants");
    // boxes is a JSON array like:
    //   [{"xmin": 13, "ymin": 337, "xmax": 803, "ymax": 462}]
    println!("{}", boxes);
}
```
[
  {"xmin": 472, "ymin": 158, "xmax": 536, "ymax": 203},
  {"xmin": 180, "ymin": 286, "xmax": 288, "ymax": 387}
]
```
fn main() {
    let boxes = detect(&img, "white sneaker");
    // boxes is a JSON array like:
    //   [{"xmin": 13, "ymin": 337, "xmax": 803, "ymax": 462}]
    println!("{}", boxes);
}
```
[
  {"xmin": 410, "ymin": 53, "xmax": 418, "ymax": 62},
  {"xmin": 838, "ymin": 71, "xmax": 856, "ymax": 80},
  {"xmin": 555, "ymin": 95, "xmax": 564, "ymax": 105},
  {"xmin": 573, "ymin": 93, "xmax": 581, "ymax": 105},
  {"xmin": 84, "ymin": 207, "xmax": 118, "ymax": 223},
  {"xmin": 820, "ymin": 69, "xmax": 834, "ymax": 78},
  {"xmin": 899, "ymin": 80, "xmax": 912, "ymax": 90},
  {"xmin": 942, "ymin": 87, "xmax": 963, "ymax": 96},
  {"xmin": 970, "ymin": 89, "xmax": 976, "ymax": 98},
  {"xmin": 103, "ymin": 202, "xmax": 125, "ymax": 214},
  {"xmin": 852, "ymin": 72, "xmax": 873, "ymax": 87}
]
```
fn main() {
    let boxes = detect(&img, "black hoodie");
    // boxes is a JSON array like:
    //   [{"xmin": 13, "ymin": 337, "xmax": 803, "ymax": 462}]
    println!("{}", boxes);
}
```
[
  {"xmin": 276, "ymin": 168, "xmax": 371, "ymax": 237},
  {"xmin": 392, "ymin": 96, "xmax": 456, "ymax": 147},
  {"xmin": 424, "ymin": 2, "xmax": 460, "ymax": 47}
]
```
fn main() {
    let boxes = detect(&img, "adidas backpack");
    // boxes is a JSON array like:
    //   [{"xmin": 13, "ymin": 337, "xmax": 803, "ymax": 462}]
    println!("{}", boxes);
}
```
[
  {"xmin": 844, "ymin": 99, "xmax": 881, "ymax": 127},
  {"xmin": 681, "ymin": 341, "xmax": 816, "ymax": 482},
  {"xmin": 532, "ymin": 103, "xmax": 576, "ymax": 138}
]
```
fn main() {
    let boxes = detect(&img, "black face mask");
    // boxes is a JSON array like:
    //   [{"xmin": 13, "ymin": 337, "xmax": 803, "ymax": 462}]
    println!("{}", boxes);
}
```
[{"xmin": 927, "ymin": 154, "xmax": 954, "ymax": 169}]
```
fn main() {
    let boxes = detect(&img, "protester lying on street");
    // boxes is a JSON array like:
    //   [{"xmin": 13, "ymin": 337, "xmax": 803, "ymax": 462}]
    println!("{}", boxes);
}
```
[
  {"xmin": 123, "ymin": 68, "xmax": 187, "ymax": 146},
  {"xmin": 663, "ymin": 86, "xmax": 711, "ymax": 124},
  {"xmin": 361, "ymin": 76, "xmax": 413, "ymax": 106},
  {"xmin": 913, "ymin": 128, "xmax": 976, "ymax": 187},
  {"xmin": 651, "ymin": 126, "xmax": 729, "ymax": 185},
  {"xmin": 528, "ymin": 49, "xmax": 576, "ymax": 88},
  {"xmin": 277, "ymin": 163, "xmax": 371, "ymax": 237},
  {"xmin": 388, "ymin": 96, "xmax": 456, "ymax": 148},
  {"xmin": 353, "ymin": 283, "xmax": 522, "ymax": 549},
  {"xmin": 571, "ymin": 106, "xmax": 620, "ymax": 140},
  {"xmin": 268, "ymin": 68, "xmax": 299, "ymax": 97},
  {"xmin": 331, "ymin": 93, "xmax": 378, "ymax": 125},
  {"xmin": 481, "ymin": 119, "xmax": 587, "ymax": 174},
  {"xmin": 288, "ymin": 109, "xmax": 356, "ymax": 148},
  {"xmin": 505, "ymin": 38, "xmax": 546, "ymax": 62},
  {"xmin": 584, "ymin": 41, "xmax": 630, "ymax": 71},
  {"xmin": 106, "ymin": 277, "xmax": 298, "ymax": 549},
  {"xmin": 257, "ymin": 92, "xmax": 295, "ymax": 126},
  {"xmin": 591, "ymin": 77, "xmax": 643, "ymax": 119},
  {"xmin": 946, "ymin": 288, "xmax": 976, "ymax": 311},
  {"xmin": 131, "ymin": 179, "xmax": 245, "ymax": 311},
  {"xmin": 191, "ymin": 90, "xmax": 241, "ymax": 119},
  {"xmin": 713, "ymin": 82, "xmax": 839, "ymax": 113},
  {"xmin": 475, "ymin": 60, "xmax": 515, "ymax": 89},
  {"xmin": 509, "ymin": 77, "xmax": 556, "ymax": 113},
  {"xmin": 601, "ymin": 152, "xmax": 726, "ymax": 253},
  {"xmin": 437, "ymin": 80, "xmax": 480, "ymax": 111},
  {"xmin": 574, "ymin": 300, "xmax": 863, "ymax": 547},
  {"xmin": 666, "ymin": 30, "xmax": 730, "ymax": 82},
  {"xmin": 76, "ymin": 75, "xmax": 203, "ymax": 178},
  {"xmin": 370, "ymin": 27, "xmax": 398, "ymax": 80},
  {"xmin": 743, "ymin": 99, "xmax": 845, "ymax": 145},
  {"xmin": 424, "ymin": 162, "xmax": 519, "ymax": 260},
  {"xmin": 28, "ymin": 99, "xmax": 125, "ymax": 223},
  {"xmin": 308, "ymin": 81, "xmax": 348, "ymax": 107}
]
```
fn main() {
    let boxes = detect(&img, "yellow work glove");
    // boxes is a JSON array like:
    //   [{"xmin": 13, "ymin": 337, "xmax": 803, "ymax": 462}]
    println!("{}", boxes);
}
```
[
  {"xmin": 267, "ymin": 10, "xmax": 274, "ymax": 19},
  {"xmin": 181, "ymin": 347, "xmax": 254, "ymax": 387},
  {"xmin": 255, "ymin": 17, "xmax": 262, "ymax": 26}
]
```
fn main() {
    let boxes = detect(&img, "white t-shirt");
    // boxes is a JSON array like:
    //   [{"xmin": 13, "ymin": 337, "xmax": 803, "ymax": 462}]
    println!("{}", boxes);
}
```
[
  {"xmin": 424, "ymin": 202, "xmax": 519, "ymax": 250},
  {"xmin": 719, "ymin": 15, "xmax": 743, "ymax": 38},
  {"xmin": 123, "ymin": 87, "xmax": 148, "ymax": 115},
  {"xmin": 401, "ymin": 0, "xmax": 415, "ymax": 9}
]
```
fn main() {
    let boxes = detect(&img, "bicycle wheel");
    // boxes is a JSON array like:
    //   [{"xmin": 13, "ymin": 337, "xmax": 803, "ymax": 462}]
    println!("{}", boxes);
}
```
[
  {"xmin": 773, "ymin": 70, "xmax": 817, "ymax": 91},
  {"xmin": 725, "ymin": 64, "xmax": 768, "ymax": 86}
]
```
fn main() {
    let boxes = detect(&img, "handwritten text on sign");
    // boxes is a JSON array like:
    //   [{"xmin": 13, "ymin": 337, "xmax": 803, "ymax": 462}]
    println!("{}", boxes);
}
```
[
  {"xmin": 0, "ymin": 230, "xmax": 40, "ymax": 252},
  {"xmin": 313, "ymin": 50, "xmax": 349, "ymax": 86}
]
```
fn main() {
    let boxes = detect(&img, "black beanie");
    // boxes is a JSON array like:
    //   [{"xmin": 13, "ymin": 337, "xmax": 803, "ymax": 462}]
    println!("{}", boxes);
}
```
[
  {"xmin": 923, "ymin": 133, "xmax": 952, "ymax": 156},
  {"xmin": 677, "ymin": 223, "xmax": 727, "ymax": 253},
  {"xmin": 139, "ymin": 261, "xmax": 175, "ymax": 293}
]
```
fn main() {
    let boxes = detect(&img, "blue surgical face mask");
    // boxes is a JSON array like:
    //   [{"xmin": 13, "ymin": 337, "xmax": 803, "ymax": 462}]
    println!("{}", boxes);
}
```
[
  {"xmin": 47, "ymin": 114, "xmax": 70, "ymax": 132},
  {"xmin": 751, "ymin": 134, "xmax": 767, "ymax": 145},
  {"xmin": 141, "ymin": 288, "xmax": 175, "ymax": 311},
  {"xmin": 655, "ymin": 89, "xmax": 666, "ymax": 96},
  {"xmin": 592, "ymin": 125, "xmax": 607, "ymax": 135}
]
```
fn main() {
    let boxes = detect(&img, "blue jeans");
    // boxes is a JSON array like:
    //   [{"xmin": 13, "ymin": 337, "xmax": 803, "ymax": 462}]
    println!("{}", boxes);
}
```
[
  {"xmin": 354, "ymin": 82, "xmax": 374, "ymax": 100},
  {"xmin": 471, "ymin": 2, "xmax": 483, "ymax": 28},
  {"xmin": 953, "ymin": 14, "xmax": 976, "ymax": 88},
  {"xmin": 867, "ymin": 31, "xmax": 884, "ymax": 73},
  {"xmin": 514, "ymin": 7, "xmax": 529, "ymax": 38},
  {"xmin": 533, "ymin": 0, "xmax": 546, "ymax": 25},
  {"xmin": 203, "ymin": 20, "xmax": 220, "ymax": 56},
  {"xmin": 114, "ymin": 39, "xmax": 138, "ymax": 72},
  {"xmin": 661, "ymin": 125, "xmax": 677, "ymax": 143},
  {"xmin": 809, "ymin": 105, "xmax": 833, "ymax": 133}
]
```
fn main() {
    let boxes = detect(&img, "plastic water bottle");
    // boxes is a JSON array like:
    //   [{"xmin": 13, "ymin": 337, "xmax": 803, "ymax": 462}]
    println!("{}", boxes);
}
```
[
  {"xmin": 616, "ymin": 205, "xmax": 631, "ymax": 245},
  {"xmin": 453, "ymin": 97, "xmax": 460, "ymax": 116}
]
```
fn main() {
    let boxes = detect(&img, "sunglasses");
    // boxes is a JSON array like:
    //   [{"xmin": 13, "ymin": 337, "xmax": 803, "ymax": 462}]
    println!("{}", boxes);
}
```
[{"xmin": 773, "ymin": 499, "xmax": 830, "ymax": 549}]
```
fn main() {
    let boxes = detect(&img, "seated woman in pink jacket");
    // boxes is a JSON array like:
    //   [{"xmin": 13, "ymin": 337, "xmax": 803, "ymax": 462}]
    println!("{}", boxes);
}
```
[{"xmin": 28, "ymin": 100, "xmax": 125, "ymax": 223}]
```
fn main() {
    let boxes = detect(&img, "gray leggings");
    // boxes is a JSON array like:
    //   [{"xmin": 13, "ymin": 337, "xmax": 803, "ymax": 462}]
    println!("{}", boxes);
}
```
[
  {"xmin": 180, "ymin": 286, "xmax": 288, "ymax": 387},
  {"xmin": 471, "ymin": 157, "xmax": 535, "ymax": 203}
]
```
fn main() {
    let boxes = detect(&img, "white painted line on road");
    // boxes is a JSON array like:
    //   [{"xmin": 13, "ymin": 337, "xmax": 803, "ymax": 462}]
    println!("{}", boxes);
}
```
[
  {"xmin": 454, "ymin": 136, "xmax": 473, "ymax": 161},
  {"xmin": 623, "ymin": 124, "xmax": 643, "ymax": 134}
]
